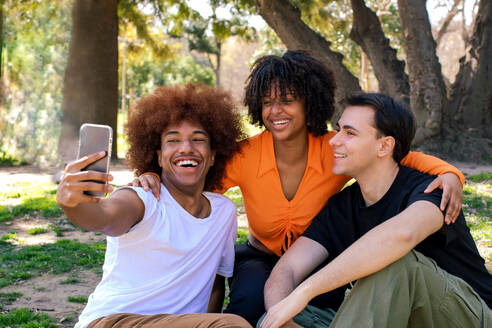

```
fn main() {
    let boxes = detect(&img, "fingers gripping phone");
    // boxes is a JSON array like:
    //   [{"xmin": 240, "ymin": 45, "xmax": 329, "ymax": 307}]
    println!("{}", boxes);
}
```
[{"xmin": 78, "ymin": 124, "xmax": 113, "ymax": 197}]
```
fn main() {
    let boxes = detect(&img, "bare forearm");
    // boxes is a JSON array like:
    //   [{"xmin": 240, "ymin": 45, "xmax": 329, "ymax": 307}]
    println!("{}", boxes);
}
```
[
  {"xmin": 264, "ymin": 265, "xmax": 298, "ymax": 310},
  {"xmin": 296, "ymin": 205, "xmax": 442, "ymax": 301},
  {"xmin": 207, "ymin": 276, "xmax": 225, "ymax": 313}
]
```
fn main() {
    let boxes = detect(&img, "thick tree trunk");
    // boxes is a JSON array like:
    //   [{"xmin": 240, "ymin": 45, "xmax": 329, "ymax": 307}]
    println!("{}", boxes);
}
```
[
  {"xmin": 255, "ymin": 0, "xmax": 361, "ymax": 122},
  {"xmin": 58, "ymin": 0, "xmax": 118, "ymax": 164},
  {"xmin": 397, "ymin": 0, "xmax": 447, "ymax": 146},
  {"xmin": 449, "ymin": 0, "xmax": 492, "ymax": 140},
  {"xmin": 349, "ymin": 0, "xmax": 410, "ymax": 105}
]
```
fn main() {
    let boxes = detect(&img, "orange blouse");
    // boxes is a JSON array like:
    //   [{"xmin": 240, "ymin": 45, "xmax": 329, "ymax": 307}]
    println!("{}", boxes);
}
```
[{"xmin": 220, "ymin": 131, "xmax": 464, "ymax": 256}]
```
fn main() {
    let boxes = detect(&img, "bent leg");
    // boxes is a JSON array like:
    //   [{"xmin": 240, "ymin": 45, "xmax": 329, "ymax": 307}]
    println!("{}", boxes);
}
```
[
  {"xmin": 330, "ymin": 250, "xmax": 490, "ymax": 328},
  {"xmin": 89, "ymin": 313, "xmax": 252, "ymax": 328},
  {"xmin": 224, "ymin": 243, "xmax": 278, "ymax": 326}
]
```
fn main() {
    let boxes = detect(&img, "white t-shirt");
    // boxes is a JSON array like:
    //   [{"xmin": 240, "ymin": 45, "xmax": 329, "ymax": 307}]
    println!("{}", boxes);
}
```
[{"xmin": 75, "ymin": 185, "xmax": 237, "ymax": 328}]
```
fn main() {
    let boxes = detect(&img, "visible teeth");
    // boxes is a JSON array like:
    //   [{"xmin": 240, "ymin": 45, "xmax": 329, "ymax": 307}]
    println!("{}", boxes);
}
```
[
  {"xmin": 273, "ymin": 120, "xmax": 289, "ymax": 125},
  {"xmin": 334, "ymin": 154, "xmax": 346, "ymax": 158},
  {"xmin": 177, "ymin": 160, "xmax": 198, "ymax": 167}
]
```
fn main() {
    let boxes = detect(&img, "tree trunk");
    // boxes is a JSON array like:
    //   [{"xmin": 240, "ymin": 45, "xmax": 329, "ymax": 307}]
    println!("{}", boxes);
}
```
[
  {"xmin": 215, "ymin": 41, "xmax": 221, "ymax": 87},
  {"xmin": 397, "ymin": 0, "xmax": 447, "ymax": 146},
  {"xmin": 254, "ymin": 0, "xmax": 361, "ymax": 122},
  {"xmin": 449, "ymin": 0, "xmax": 492, "ymax": 140},
  {"xmin": 58, "ymin": 0, "xmax": 118, "ymax": 165},
  {"xmin": 0, "ymin": 1, "xmax": 4, "ymax": 106},
  {"xmin": 349, "ymin": 0, "xmax": 410, "ymax": 105}
]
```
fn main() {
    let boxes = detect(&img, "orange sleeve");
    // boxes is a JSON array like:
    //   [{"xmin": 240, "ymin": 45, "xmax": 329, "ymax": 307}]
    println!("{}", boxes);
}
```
[
  {"xmin": 400, "ymin": 151, "xmax": 465, "ymax": 185},
  {"xmin": 215, "ymin": 151, "xmax": 242, "ymax": 194}
]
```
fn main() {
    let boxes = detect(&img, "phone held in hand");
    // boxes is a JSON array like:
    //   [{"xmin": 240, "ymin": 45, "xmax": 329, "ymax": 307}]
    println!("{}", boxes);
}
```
[{"xmin": 78, "ymin": 123, "xmax": 113, "ymax": 197}]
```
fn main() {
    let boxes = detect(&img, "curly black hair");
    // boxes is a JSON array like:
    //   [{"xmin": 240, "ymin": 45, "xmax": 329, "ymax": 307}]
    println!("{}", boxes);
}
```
[
  {"xmin": 244, "ymin": 50, "xmax": 336, "ymax": 136},
  {"xmin": 125, "ymin": 83, "xmax": 245, "ymax": 191}
]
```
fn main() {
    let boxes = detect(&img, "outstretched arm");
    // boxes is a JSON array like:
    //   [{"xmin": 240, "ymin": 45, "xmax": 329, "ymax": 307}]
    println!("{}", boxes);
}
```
[
  {"xmin": 261, "ymin": 200, "xmax": 444, "ymax": 328},
  {"xmin": 57, "ymin": 152, "xmax": 145, "ymax": 236}
]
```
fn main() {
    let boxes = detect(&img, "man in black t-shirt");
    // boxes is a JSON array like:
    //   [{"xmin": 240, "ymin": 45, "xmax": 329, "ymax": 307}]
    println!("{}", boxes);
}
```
[{"xmin": 259, "ymin": 93, "xmax": 492, "ymax": 328}]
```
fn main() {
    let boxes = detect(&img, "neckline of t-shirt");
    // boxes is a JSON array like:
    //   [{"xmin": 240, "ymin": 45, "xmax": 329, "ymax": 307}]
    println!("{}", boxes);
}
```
[
  {"xmin": 358, "ymin": 165, "xmax": 409, "ymax": 210},
  {"xmin": 159, "ymin": 184, "xmax": 215, "ymax": 223}
]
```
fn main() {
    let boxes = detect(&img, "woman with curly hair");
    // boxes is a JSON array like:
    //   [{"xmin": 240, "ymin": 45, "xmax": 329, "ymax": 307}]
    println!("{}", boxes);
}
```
[
  {"xmin": 56, "ymin": 84, "xmax": 251, "ymax": 328},
  {"xmin": 135, "ymin": 51, "xmax": 465, "ymax": 326}
]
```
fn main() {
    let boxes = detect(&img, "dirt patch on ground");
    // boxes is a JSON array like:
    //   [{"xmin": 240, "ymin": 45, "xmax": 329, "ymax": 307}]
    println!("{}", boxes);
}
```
[
  {"xmin": 1, "ymin": 270, "xmax": 100, "ymax": 327},
  {"xmin": 1, "ymin": 215, "xmax": 106, "ymax": 246}
]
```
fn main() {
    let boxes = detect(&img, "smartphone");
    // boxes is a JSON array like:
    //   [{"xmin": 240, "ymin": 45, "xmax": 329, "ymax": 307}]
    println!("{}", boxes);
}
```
[{"xmin": 78, "ymin": 123, "xmax": 113, "ymax": 197}]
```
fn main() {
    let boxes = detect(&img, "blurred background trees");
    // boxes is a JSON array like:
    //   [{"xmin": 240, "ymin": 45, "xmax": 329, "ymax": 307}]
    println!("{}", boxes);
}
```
[{"xmin": 0, "ymin": 0, "xmax": 490, "ymax": 167}]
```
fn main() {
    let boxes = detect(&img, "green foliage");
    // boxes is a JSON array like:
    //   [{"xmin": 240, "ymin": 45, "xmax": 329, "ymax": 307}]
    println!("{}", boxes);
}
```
[
  {"xmin": 236, "ymin": 227, "xmax": 248, "ymax": 245},
  {"xmin": 123, "ymin": 51, "xmax": 215, "ymax": 103},
  {"xmin": 0, "ymin": 308, "xmax": 56, "ymax": 327},
  {"xmin": 0, "ymin": 150, "xmax": 27, "ymax": 166},
  {"xmin": 1, "ymin": 0, "xmax": 72, "ymax": 166},
  {"xmin": 151, "ymin": 0, "xmax": 257, "ymax": 84},
  {"xmin": 67, "ymin": 295, "xmax": 88, "ymax": 304},
  {"xmin": 224, "ymin": 187, "xmax": 244, "ymax": 207},
  {"xmin": 0, "ymin": 239, "xmax": 106, "ymax": 287}
]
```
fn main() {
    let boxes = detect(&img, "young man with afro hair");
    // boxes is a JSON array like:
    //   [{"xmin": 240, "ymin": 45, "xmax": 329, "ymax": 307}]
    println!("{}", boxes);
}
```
[{"xmin": 56, "ymin": 84, "xmax": 251, "ymax": 328}]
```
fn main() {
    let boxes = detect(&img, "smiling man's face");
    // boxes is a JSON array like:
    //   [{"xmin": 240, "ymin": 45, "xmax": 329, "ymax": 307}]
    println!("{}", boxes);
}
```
[
  {"xmin": 157, "ymin": 120, "xmax": 215, "ymax": 194},
  {"xmin": 329, "ymin": 105, "xmax": 384, "ymax": 178}
]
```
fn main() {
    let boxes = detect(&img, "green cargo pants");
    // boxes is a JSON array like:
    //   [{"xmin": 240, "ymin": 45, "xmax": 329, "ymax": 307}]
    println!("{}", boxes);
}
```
[{"xmin": 258, "ymin": 250, "xmax": 491, "ymax": 328}]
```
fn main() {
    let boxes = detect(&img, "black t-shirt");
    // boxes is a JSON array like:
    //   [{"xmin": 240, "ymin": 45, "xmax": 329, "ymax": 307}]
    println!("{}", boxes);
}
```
[{"xmin": 304, "ymin": 165, "xmax": 492, "ymax": 308}]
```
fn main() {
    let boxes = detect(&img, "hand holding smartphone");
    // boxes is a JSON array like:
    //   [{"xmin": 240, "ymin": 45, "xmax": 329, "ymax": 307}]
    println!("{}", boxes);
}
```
[{"xmin": 78, "ymin": 124, "xmax": 113, "ymax": 197}]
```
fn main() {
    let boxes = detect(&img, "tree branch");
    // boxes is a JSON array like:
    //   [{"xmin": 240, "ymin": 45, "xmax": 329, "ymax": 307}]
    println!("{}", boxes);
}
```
[
  {"xmin": 435, "ymin": 0, "xmax": 462, "ymax": 46},
  {"xmin": 254, "ymin": 0, "xmax": 361, "ymax": 122},
  {"xmin": 349, "ymin": 0, "xmax": 409, "ymax": 104}
]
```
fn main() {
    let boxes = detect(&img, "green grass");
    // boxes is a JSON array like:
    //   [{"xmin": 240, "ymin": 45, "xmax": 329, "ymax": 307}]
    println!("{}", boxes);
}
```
[
  {"xmin": 462, "ymin": 173, "xmax": 491, "ymax": 246},
  {"xmin": 0, "ymin": 292, "xmax": 23, "ymax": 310},
  {"xmin": 0, "ymin": 239, "xmax": 105, "ymax": 287},
  {"xmin": 27, "ymin": 227, "xmax": 49, "ymax": 235},
  {"xmin": 67, "ymin": 295, "xmax": 88, "ymax": 304},
  {"xmin": 1, "ymin": 231, "xmax": 17, "ymax": 241},
  {"xmin": 467, "ymin": 172, "xmax": 492, "ymax": 183},
  {"xmin": 0, "ymin": 193, "xmax": 63, "ymax": 222},
  {"xmin": 60, "ymin": 276, "xmax": 80, "ymax": 285},
  {"xmin": 0, "ymin": 308, "xmax": 56, "ymax": 327}
]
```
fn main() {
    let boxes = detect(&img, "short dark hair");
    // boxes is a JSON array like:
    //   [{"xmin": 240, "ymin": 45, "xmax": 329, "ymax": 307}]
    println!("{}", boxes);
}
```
[
  {"xmin": 126, "ymin": 83, "xmax": 245, "ymax": 191},
  {"xmin": 244, "ymin": 50, "xmax": 336, "ymax": 136},
  {"xmin": 345, "ymin": 93, "xmax": 415, "ymax": 162}
]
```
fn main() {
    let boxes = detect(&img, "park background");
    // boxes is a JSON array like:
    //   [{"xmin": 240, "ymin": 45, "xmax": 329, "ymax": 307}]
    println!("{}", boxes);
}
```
[{"xmin": 0, "ymin": 0, "xmax": 490, "ymax": 326}]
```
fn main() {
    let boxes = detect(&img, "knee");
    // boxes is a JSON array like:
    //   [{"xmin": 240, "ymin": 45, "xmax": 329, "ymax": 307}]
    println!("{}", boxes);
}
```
[
  {"xmin": 360, "ymin": 251, "xmax": 420, "ymax": 285},
  {"xmin": 212, "ymin": 314, "xmax": 253, "ymax": 328},
  {"xmin": 386, "ymin": 251, "xmax": 419, "ymax": 273}
]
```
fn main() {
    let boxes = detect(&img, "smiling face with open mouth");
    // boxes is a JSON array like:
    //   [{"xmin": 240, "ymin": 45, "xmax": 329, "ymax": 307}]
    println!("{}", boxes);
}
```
[
  {"xmin": 261, "ymin": 85, "xmax": 307, "ymax": 143},
  {"xmin": 157, "ymin": 120, "xmax": 215, "ymax": 195}
]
